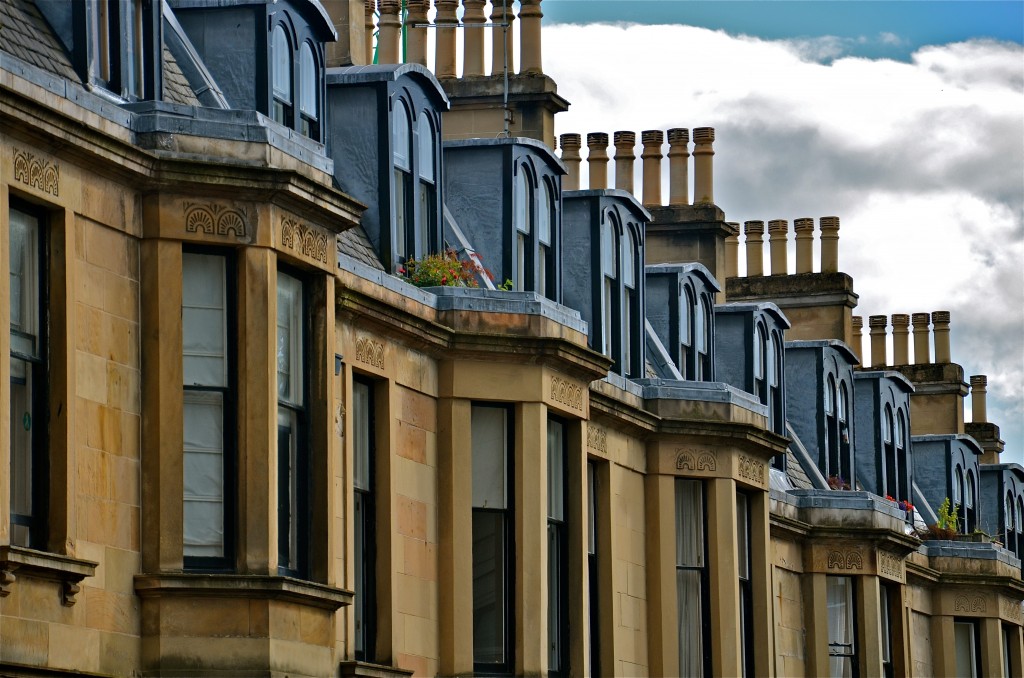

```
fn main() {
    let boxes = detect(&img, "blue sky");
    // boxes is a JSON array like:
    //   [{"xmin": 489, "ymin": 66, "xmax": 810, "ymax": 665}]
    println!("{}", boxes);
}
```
[{"xmin": 544, "ymin": 1, "xmax": 1024, "ymax": 60}]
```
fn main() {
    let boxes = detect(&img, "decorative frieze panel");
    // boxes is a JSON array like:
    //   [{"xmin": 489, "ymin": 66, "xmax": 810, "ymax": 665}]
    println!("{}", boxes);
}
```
[
  {"xmin": 550, "ymin": 376, "xmax": 583, "ymax": 411},
  {"xmin": 281, "ymin": 216, "xmax": 331, "ymax": 265},
  {"xmin": 587, "ymin": 425, "xmax": 606, "ymax": 453},
  {"xmin": 1000, "ymin": 597, "xmax": 1023, "ymax": 623},
  {"xmin": 877, "ymin": 550, "xmax": 904, "ymax": 581},
  {"xmin": 955, "ymin": 594, "xmax": 987, "ymax": 613},
  {"xmin": 737, "ymin": 454, "xmax": 766, "ymax": 487},
  {"xmin": 354, "ymin": 336, "xmax": 385, "ymax": 370},
  {"xmin": 676, "ymin": 449, "xmax": 717, "ymax": 472},
  {"xmin": 13, "ymin": 149, "xmax": 59, "ymax": 196},
  {"xmin": 183, "ymin": 201, "xmax": 248, "ymax": 238},
  {"xmin": 826, "ymin": 549, "xmax": 864, "ymax": 571}
]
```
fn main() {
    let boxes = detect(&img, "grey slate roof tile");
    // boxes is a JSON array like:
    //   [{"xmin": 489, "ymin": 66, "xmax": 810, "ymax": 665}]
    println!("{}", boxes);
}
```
[
  {"xmin": 0, "ymin": 0, "xmax": 78, "ymax": 82},
  {"xmin": 338, "ymin": 225, "xmax": 385, "ymax": 271},
  {"xmin": 162, "ymin": 45, "xmax": 201, "ymax": 107}
]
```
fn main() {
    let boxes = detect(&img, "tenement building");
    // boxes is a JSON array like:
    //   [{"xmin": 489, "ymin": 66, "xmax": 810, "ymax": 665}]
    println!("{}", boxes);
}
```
[{"xmin": 0, "ymin": 1, "xmax": 1020, "ymax": 677}]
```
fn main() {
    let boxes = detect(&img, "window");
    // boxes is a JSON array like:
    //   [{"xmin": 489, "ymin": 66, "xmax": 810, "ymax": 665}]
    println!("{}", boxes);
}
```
[
  {"xmin": 883, "ymin": 405, "xmax": 897, "ymax": 499},
  {"xmin": 182, "ymin": 252, "xmax": 235, "ymax": 569},
  {"xmin": 676, "ymin": 479, "xmax": 709, "ymax": 677},
  {"xmin": 600, "ymin": 216, "xmax": 618, "ymax": 359},
  {"xmin": 277, "ymin": 270, "xmax": 308, "ymax": 577},
  {"xmin": 416, "ymin": 115, "xmax": 436, "ymax": 261},
  {"xmin": 392, "ymin": 102, "xmax": 413, "ymax": 264},
  {"xmin": 895, "ymin": 411, "xmax": 907, "ymax": 500},
  {"xmin": 587, "ymin": 461, "xmax": 601, "ymax": 678},
  {"xmin": 679, "ymin": 286, "xmax": 694, "ymax": 379},
  {"xmin": 754, "ymin": 324, "xmax": 767, "ymax": 401},
  {"xmin": 953, "ymin": 466, "xmax": 964, "ymax": 532},
  {"xmin": 514, "ymin": 167, "xmax": 533, "ymax": 290},
  {"xmin": 271, "ymin": 25, "xmax": 293, "ymax": 127},
  {"xmin": 1006, "ymin": 493, "xmax": 1017, "ymax": 556},
  {"xmin": 547, "ymin": 418, "xmax": 568, "ymax": 676},
  {"xmin": 880, "ymin": 584, "xmax": 895, "ymax": 678},
  {"xmin": 538, "ymin": 181, "xmax": 556, "ymax": 300},
  {"xmin": 964, "ymin": 471, "xmax": 976, "ymax": 533},
  {"xmin": 9, "ymin": 207, "xmax": 47, "ymax": 549},
  {"xmin": 353, "ymin": 377, "xmax": 377, "ymax": 661},
  {"xmin": 622, "ymin": 231, "xmax": 638, "ymax": 377},
  {"xmin": 472, "ymin": 404, "xmax": 514, "ymax": 674},
  {"xmin": 1003, "ymin": 623, "xmax": 1016, "ymax": 678},
  {"xmin": 737, "ymin": 492, "xmax": 754, "ymax": 678},
  {"xmin": 1017, "ymin": 496, "xmax": 1023, "ymax": 560},
  {"xmin": 298, "ymin": 43, "xmax": 319, "ymax": 139},
  {"xmin": 769, "ymin": 332, "xmax": 783, "ymax": 434},
  {"xmin": 825, "ymin": 377, "xmax": 839, "ymax": 481},
  {"xmin": 696, "ymin": 295, "xmax": 712, "ymax": 381},
  {"xmin": 827, "ymin": 576, "xmax": 857, "ymax": 678},
  {"xmin": 85, "ymin": 0, "xmax": 145, "ymax": 98},
  {"xmin": 954, "ymin": 619, "xmax": 980, "ymax": 678},
  {"xmin": 838, "ymin": 382, "xmax": 851, "ymax": 481}
]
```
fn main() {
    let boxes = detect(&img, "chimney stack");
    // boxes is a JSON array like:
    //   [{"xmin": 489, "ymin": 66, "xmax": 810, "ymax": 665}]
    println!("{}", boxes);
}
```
[
  {"xmin": 559, "ymin": 134, "xmax": 582, "ymax": 191},
  {"xmin": 970, "ymin": 375, "xmax": 988, "ymax": 423},
  {"xmin": 794, "ymin": 217, "xmax": 814, "ymax": 274},
  {"xmin": 744, "ymin": 221, "xmax": 765, "ymax": 277},
  {"xmin": 434, "ymin": 0, "xmax": 459, "ymax": 77},
  {"xmin": 667, "ymin": 128, "xmax": 690, "ymax": 206},
  {"xmin": 891, "ymin": 314, "xmax": 910, "ymax": 365},
  {"xmin": 932, "ymin": 311, "xmax": 951, "ymax": 363},
  {"xmin": 819, "ymin": 216, "xmax": 840, "ymax": 273},
  {"xmin": 587, "ymin": 133, "xmax": 610, "ymax": 190},
  {"xmin": 852, "ymin": 315, "xmax": 864, "ymax": 363},
  {"xmin": 641, "ymin": 130, "xmax": 664, "ymax": 207},
  {"xmin": 768, "ymin": 220, "xmax": 788, "ymax": 276},
  {"xmin": 692, "ymin": 127, "xmax": 715, "ymax": 205},
  {"xmin": 869, "ymin": 315, "xmax": 888, "ymax": 368},
  {"xmin": 490, "ymin": 0, "xmax": 515, "ymax": 76},
  {"xmin": 613, "ymin": 131, "xmax": 636, "ymax": 193},
  {"xmin": 519, "ymin": 0, "xmax": 544, "ymax": 74},
  {"xmin": 912, "ymin": 313, "xmax": 931, "ymax": 364},
  {"xmin": 725, "ymin": 228, "xmax": 739, "ymax": 280}
]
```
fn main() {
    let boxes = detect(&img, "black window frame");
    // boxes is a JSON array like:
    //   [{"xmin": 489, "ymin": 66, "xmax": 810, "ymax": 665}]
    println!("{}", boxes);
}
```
[
  {"xmin": 826, "ymin": 575, "xmax": 859, "ymax": 678},
  {"xmin": 953, "ymin": 617, "xmax": 982, "ymax": 678},
  {"xmin": 880, "ymin": 582, "xmax": 896, "ymax": 678},
  {"xmin": 736, "ymin": 491, "xmax": 754, "ymax": 678},
  {"xmin": 587, "ymin": 460, "xmax": 601, "ymax": 678},
  {"xmin": 352, "ymin": 374, "xmax": 378, "ymax": 661},
  {"xmin": 547, "ymin": 415, "xmax": 569, "ymax": 677},
  {"xmin": 621, "ymin": 227, "xmax": 641, "ymax": 379},
  {"xmin": 181, "ymin": 246, "xmax": 238, "ymax": 572},
  {"xmin": 268, "ymin": 15, "xmax": 324, "ymax": 142},
  {"xmin": 72, "ymin": 0, "xmax": 158, "ymax": 101}
]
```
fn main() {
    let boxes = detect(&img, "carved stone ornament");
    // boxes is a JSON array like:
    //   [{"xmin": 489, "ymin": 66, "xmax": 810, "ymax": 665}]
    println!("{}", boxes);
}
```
[
  {"xmin": 550, "ymin": 376, "xmax": 583, "ymax": 411},
  {"xmin": 827, "ymin": 549, "xmax": 864, "ymax": 570},
  {"xmin": 0, "ymin": 565, "xmax": 16, "ymax": 596},
  {"xmin": 587, "ymin": 425, "xmax": 607, "ymax": 452},
  {"xmin": 183, "ymin": 202, "xmax": 248, "ymax": 237},
  {"xmin": 877, "ymin": 550, "xmax": 904, "ymax": 581},
  {"xmin": 738, "ymin": 455, "xmax": 766, "ymax": 486},
  {"xmin": 955, "ymin": 594, "xmax": 986, "ymax": 613},
  {"xmin": 676, "ymin": 449, "xmax": 717, "ymax": 472},
  {"xmin": 1000, "ymin": 597, "xmax": 1023, "ymax": 622},
  {"xmin": 281, "ymin": 216, "xmax": 330, "ymax": 265},
  {"xmin": 13, "ymin": 149, "xmax": 59, "ymax": 196},
  {"xmin": 354, "ymin": 336, "xmax": 385, "ymax": 369}
]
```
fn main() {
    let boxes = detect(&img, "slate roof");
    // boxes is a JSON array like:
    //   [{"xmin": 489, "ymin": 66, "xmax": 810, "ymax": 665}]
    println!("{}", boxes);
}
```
[
  {"xmin": 0, "ymin": 0, "xmax": 78, "ymax": 82},
  {"xmin": 162, "ymin": 45, "xmax": 201, "ymax": 107},
  {"xmin": 338, "ymin": 225, "xmax": 385, "ymax": 271},
  {"xmin": 785, "ymin": 447, "xmax": 815, "ymax": 490}
]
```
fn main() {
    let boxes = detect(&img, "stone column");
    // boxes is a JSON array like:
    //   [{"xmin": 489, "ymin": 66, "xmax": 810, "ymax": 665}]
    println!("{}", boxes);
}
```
[
  {"xmin": 802, "ymin": 574, "xmax": 830, "ymax": 677},
  {"xmin": 490, "ymin": 0, "xmax": 515, "ymax": 76},
  {"xmin": 794, "ymin": 217, "xmax": 814, "ymax": 274},
  {"xmin": 725, "ymin": 231, "xmax": 739, "ymax": 279},
  {"xmin": 405, "ymin": 0, "xmax": 429, "ymax": 66},
  {"xmin": 931, "ymin": 616, "xmax": 957, "ymax": 677},
  {"xmin": 981, "ymin": 616, "xmax": 1007, "ymax": 677},
  {"xmin": 855, "ymin": 576, "xmax": 884, "ymax": 677},
  {"xmin": 566, "ymin": 422, "xmax": 588, "ymax": 676},
  {"xmin": 744, "ymin": 221, "xmax": 765, "ymax": 277},
  {"xmin": 892, "ymin": 314, "xmax": 910, "ymax": 365},
  {"xmin": 970, "ymin": 375, "xmax": 987, "ymax": 422},
  {"xmin": 519, "ymin": 0, "xmax": 544, "ymax": 74},
  {"xmin": 587, "ymin": 132, "xmax": 609, "ymax": 190},
  {"xmin": 932, "ymin": 311, "xmax": 951, "ymax": 363},
  {"xmin": 667, "ymin": 127, "xmax": 690, "ymax": 206},
  {"xmin": 434, "ymin": 0, "xmax": 459, "ymax": 78},
  {"xmin": 364, "ymin": 0, "xmax": 376, "ymax": 64},
  {"xmin": 644, "ymin": 474, "xmax": 679, "ymax": 678},
  {"xmin": 462, "ymin": 0, "xmax": 487, "ymax": 76},
  {"xmin": 707, "ymin": 478, "xmax": 741, "ymax": 678},
  {"xmin": 912, "ymin": 313, "xmax": 931, "ymax": 364},
  {"xmin": 613, "ymin": 131, "xmax": 636, "ymax": 193},
  {"xmin": 692, "ymin": 127, "xmax": 715, "ymax": 205},
  {"xmin": 819, "ymin": 216, "xmax": 840, "ymax": 273},
  {"xmin": 869, "ymin": 315, "xmax": 888, "ymax": 368},
  {"xmin": 516, "ymin": 403, "xmax": 548, "ymax": 674},
  {"xmin": 641, "ymin": 130, "xmax": 664, "ymax": 207},
  {"xmin": 376, "ymin": 0, "xmax": 401, "ymax": 64},
  {"xmin": 768, "ymin": 219, "xmax": 788, "ymax": 276},
  {"xmin": 559, "ymin": 133, "xmax": 582, "ymax": 191},
  {"xmin": 852, "ymin": 315, "xmax": 864, "ymax": 364}
]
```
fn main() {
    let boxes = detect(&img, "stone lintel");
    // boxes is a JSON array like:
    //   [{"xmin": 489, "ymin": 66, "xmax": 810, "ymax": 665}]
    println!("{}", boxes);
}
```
[{"xmin": 726, "ymin": 272, "xmax": 857, "ymax": 306}]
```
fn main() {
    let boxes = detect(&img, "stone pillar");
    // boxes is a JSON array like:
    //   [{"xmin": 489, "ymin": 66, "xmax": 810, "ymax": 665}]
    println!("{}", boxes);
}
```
[
  {"xmin": 970, "ymin": 375, "xmax": 987, "ymax": 422},
  {"xmin": 852, "ymin": 316, "xmax": 864, "ymax": 364},
  {"xmin": 855, "ymin": 576, "xmax": 884, "ymax": 678},
  {"xmin": 802, "ymin": 573, "xmax": 830, "ymax": 677},
  {"xmin": 931, "ymin": 616, "xmax": 957, "ymax": 677},
  {"xmin": 819, "ymin": 216, "xmax": 840, "ymax": 273},
  {"xmin": 516, "ymin": 403, "xmax": 547, "ymax": 674},
  {"xmin": 519, "ymin": 0, "xmax": 543, "ymax": 74},
  {"xmin": 725, "ymin": 231, "xmax": 739, "ymax": 280},
  {"xmin": 869, "ymin": 315, "xmax": 888, "ymax": 368},
  {"xmin": 405, "ymin": 0, "xmax": 429, "ymax": 66},
  {"xmin": 932, "ymin": 311, "xmax": 951, "ymax": 363},
  {"xmin": 566, "ymin": 422, "xmax": 588, "ymax": 676},
  {"xmin": 462, "ymin": 0, "xmax": 487, "ymax": 76},
  {"xmin": 768, "ymin": 219, "xmax": 788, "ymax": 276},
  {"xmin": 559, "ymin": 133, "xmax": 582, "ymax": 191},
  {"xmin": 434, "ymin": 0, "xmax": 459, "ymax": 78},
  {"xmin": 692, "ymin": 127, "xmax": 715, "ymax": 205},
  {"xmin": 912, "ymin": 313, "xmax": 931, "ymax": 364},
  {"xmin": 794, "ymin": 217, "xmax": 814, "ymax": 274},
  {"xmin": 490, "ymin": 0, "xmax": 515, "ymax": 76},
  {"xmin": 667, "ymin": 127, "xmax": 690, "ymax": 206},
  {"xmin": 640, "ymin": 130, "xmax": 664, "ymax": 207},
  {"xmin": 364, "ymin": 0, "xmax": 376, "ymax": 65},
  {"xmin": 613, "ymin": 131, "xmax": 636, "ymax": 193},
  {"xmin": 980, "ymin": 616, "xmax": 1007, "ymax": 677},
  {"xmin": 376, "ymin": 0, "xmax": 401, "ymax": 65},
  {"xmin": 587, "ymin": 133, "xmax": 609, "ymax": 190},
  {"xmin": 644, "ymin": 474, "xmax": 679, "ymax": 678},
  {"xmin": 892, "ymin": 314, "xmax": 910, "ymax": 365},
  {"xmin": 707, "ymin": 478, "xmax": 741, "ymax": 678},
  {"xmin": 744, "ymin": 221, "xmax": 765, "ymax": 277}
]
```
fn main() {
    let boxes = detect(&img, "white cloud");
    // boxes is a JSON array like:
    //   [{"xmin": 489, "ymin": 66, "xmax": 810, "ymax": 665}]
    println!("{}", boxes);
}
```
[{"xmin": 543, "ymin": 22, "xmax": 1024, "ymax": 460}]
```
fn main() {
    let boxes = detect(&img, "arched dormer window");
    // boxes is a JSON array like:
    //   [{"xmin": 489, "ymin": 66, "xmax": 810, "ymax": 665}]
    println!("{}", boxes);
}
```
[
  {"xmin": 298, "ymin": 42, "xmax": 319, "ymax": 139},
  {"xmin": 622, "ymin": 230, "xmax": 639, "ymax": 378},
  {"xmin": 271, "ymin": 25, "xmax": 293, "ymax": 127},
  {"xmin": 514, "ymin": 165, "xmax": 534, "ymax": 290},
  {"xmin": 754, "ymin": 323, "xmax": 768, "ymax": 401},
  {"xmin": 679, "ymin": 285, "xmax": 694, "ymax": 380},
  {"xmin": 1007, "ymin": 493, "xmax": 1017, "ymax": 556},
  {"xmin": 895, "ymin": 410, "xmax": 907, "ymax": 499},
  {"xmin": 416, "ymin": 114, "xmax": 436, "ymax": 259},
  {"xmin": 600, "ymin": 215, "xmax": 618, "ymax": 358},
  {"xmin": 825, "ymin": 376, "xmax": 840, "ymax": 482},
  {"xmin": 964, "ymin": 471, "xmax": 976, "ymax": 533},
  {"xmin": 953, "ymin": 466, "xmax": 964, "ymax": 531},
  {"xmin": 883, "ymin": 405, "xmax": 898, "ymax": 499},
  {"xmin": 1017, "ymin": 496, "xmax": 1023, "ymax": 559},
  {"xmin": 392, "ymin": 102, "xmax": 413, "ymax": 263},
  {"xmin": 768, "ymin": 331, "xmax": 783, "ymax": 435},
  {"xmin": 537, "ymin": 181, "xmax": 556, "ymax": 299},
  {"xmin": 697, "ymin": 296, "xmax": 712, "ymax": 381}
]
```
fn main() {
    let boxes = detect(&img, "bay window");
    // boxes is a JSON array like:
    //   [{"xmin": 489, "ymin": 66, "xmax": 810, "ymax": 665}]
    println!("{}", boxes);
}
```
[
  {"xmin": 954, "ymin": 619, "xmax": 980, "ymax": 678},
  {"xmin": 737, "ymin": 492, "xmax": 754, "ymax": 678},
  {"xmin": 827, "ymin": 575, "xmax": 857, "ymax": 677},
  {"xmin": 676, "ymin": 479, "xmax": 709, "ymax": 677},
  {"xmin": 547, "ymin": 418, "xmax": 568, "ymax": 676}
]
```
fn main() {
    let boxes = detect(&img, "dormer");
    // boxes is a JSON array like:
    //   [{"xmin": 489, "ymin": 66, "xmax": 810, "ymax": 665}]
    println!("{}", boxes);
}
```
[
  {"xmin": 444, "ymin": 138, "xmax": 565, "ymax": 298},
  {"xmin": 785, "ymin": 340, "xmax": 859, "ymax": 482},
  {"xmin": 645, "ymin": 263, "xmax": 720, "ymax": 381},
  {"xmin": 715, "ymin": 303, "xmax": 790, "ymax": 438},
  {"xmin": 170, "ymin": 0, "xmax": 335, "ymax": 140},
  {"xmin": 327, "ymin": 64, "xmax": 449, "ymax": 272},
  {"xmin": 562, "ymin": 190, "xmax": 649, "ymax": 379},
  {"xmin": 913, "ymin": 434, "xmax": 984, "ymax": 534},
  {"xmin": 853, "ymin": 370, "xmax": 914, "ymax": 502},
  {"xmin": 980, "ymin": 465, "xmax": 1024, "ymax": 562}
]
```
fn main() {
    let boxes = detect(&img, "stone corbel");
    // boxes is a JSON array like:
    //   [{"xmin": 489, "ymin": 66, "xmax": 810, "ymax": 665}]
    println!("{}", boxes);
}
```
[
  {"xmin": 0, "ymin": 563, "xmax": 17, "ymax": 596},
  {"xmin": 0, "ymin": 545, "xmax": 97, "ymax": 606}
]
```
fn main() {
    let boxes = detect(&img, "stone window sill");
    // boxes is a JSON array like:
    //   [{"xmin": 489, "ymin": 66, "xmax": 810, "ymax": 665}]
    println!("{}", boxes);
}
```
[
  {"xmin": 339, "ymin": 660, "xmax": 415, "ymax": 678},
  {"xmin": 134, "ymin": 572, "xmax": 353, "ymax": 610},
  {"xmin": 0, "ymin": 545, "xmax": 98, "ymax": 606}
]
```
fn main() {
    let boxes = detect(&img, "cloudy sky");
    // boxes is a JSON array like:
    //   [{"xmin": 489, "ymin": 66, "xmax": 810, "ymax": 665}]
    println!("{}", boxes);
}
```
[{"xmin": 531, "ymin": 0, "xmax": 1023, "ymax": 463}]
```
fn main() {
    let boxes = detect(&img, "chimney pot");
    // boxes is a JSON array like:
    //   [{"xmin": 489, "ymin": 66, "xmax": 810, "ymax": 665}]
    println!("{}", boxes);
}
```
[
  {"xmin": 613, "ymin": 131, "xmax": 636, "ymax": 192},
  {"xmin": 744, "ymin": 221, "xmax": 765, "ymax": 277},
  {"xmin": 891, "ymin": 313, "xmax": 910, "ymax": 365},
  {"xmin": 640, "ymin": 130, "xmax": 665, "ymax": 207},
  {"xmin": 692, "ymin": 126, "xmax": 715, "ymax": 204},
  {"xmin": 768, "ymin": 220, "xmax": 789, "ymax": 276},
  {"xmin": 434, "ymin": 0, "xmax": 459, "ymax": 77},
  {"xmin": 793, "ymin": 217, "xmax": 814, "ymax": 274},
  {"xmin": 490, "ymin": 0, "xmax": 516, "ymax": 76},
  {"xmin": 725, "ymin": 229, "xmax": 739, "ymax": 280},
  {"xmin": 970, "ymin": 374, "xmax": 988, "ymax": 423},
  {"xmin": 932, "ymin": 311, "xmax": 952, "ymax": 363},
  {"xmin": 911, "ymin": 312, "xmax": 931, "ymax": 364},
  {"xmin": 868, "ymin": 314, "xmax": 888, "ymax": 367},
  {"xmin": 519, "ymin": 0, "xmax": 544, "ymax": 74},
  {"xmin": 587, "ymin": 133, "xmax": 610, "ymax": 190},
  {"xmin": 667, "ymin": 127, "xmax": 690, "ymax": 206},
  {"xmin": 819, "ymin": 216, "xmax": 840, "ymax": 273},
  {"xmin": 559, "ymin": 133, "xmax": 582, "ymax": 191}
]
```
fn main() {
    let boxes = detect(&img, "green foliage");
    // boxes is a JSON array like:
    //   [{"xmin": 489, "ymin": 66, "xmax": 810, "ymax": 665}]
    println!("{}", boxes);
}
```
[
  {"xmin": 936, "ymin": 497, "xmax": 960, "ymax": 532},
  {"xmin": 496, "ymin": 278, "xmax": 514, "ymax": 291},
  {"xmin": 400, "ymin": 250, "xmax": 479, "ymax": 288}
]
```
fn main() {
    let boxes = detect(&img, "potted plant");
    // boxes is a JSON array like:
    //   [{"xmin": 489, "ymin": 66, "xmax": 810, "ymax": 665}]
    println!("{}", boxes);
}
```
[{"xmin": 918, "ymin": 497, "xmax": 960, "ymax": 540}]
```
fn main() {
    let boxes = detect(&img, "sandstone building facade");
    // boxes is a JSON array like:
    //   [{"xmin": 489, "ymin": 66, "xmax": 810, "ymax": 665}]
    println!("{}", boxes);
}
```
[{"xmin": 0, "ymin": 1, "xmax": 1020, "ymax": 677}]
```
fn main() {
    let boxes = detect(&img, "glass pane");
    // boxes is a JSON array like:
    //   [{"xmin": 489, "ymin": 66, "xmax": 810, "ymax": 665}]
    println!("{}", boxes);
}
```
[
  {"xmin": 393, "ymin": 104, "xmax": 410, "ymax": 169},
  {"xmin": 354, "ymin": 491, "xmax": 368, "ymax": 656},
  {"xmin": 827, "ymin": 577, "xmax": 854, "ymax": 660},
  {"xmin": 622, "ymin": 231, "xmax": 635, "ymax": 288},
  {"xmin": 601, "ymin": 219, "xmax": 616, "ymax": 277},
  {"xmin": 826, "ymin": 377, "xmax": 836, "ymax": 414},
  {"xmin": 884, "ymin": 406, "xmax": 894, "ymax": 443},
  {"xmin": 966, "ymin": 473, "xmax": 975, "ymax": 507},
  {"xmin": 418, "ymin": 115, "xmax": 434, "ymax": 181},
  {"xmin": 272, "ymin": 26, "xmax": 291, "ymax": 103},
  {"xmin": 676, "ymin": 479, "xmax": 704, "ymax": 567},
  {"xmin": 839, "ymin": 383, "xmax": 849, "ymax": 422},
  {"xmin": 353, "ymin": 380, "xmax": 372, "ymax": 491},
  {"xmin": 538, "ymin": 183, "xmax": 552, "ymax": 244},
  {"xmin": 183, "ymin": 253, "xmax": 227, "ymax": 388},
  {"xmin": 472, "ymin": 406, "xmax": 507, "ymax": 509},
  {"xmin": 547, "ymin": 419, "xmax": 564, "ymax": 521},
  {"xmin": 736, "ymin": 493, "xmax": 749, "ymax": 580},
  {"xmin": 677, "ymin": 568, "xmax": 704, "ymax": 678},
  {"xmin": 603, "ymin": 278, "xmax": 614, "ymax": 356},
  {"xmin": 548, "ymin": 522, "xmax": 563, "ymax": 671},
  {"xmin": 9, "ymin": 357, "xmax": 34, "ymax": 528},
  {"xmin": 183, "ymin": 391, "xmax": 225, "ymax": 558},
  {"xmin": 276, "ymin": 272, "xmax": 303, "ymax": 405},
  {"xmin": 299, "ymin": 43, "xmax": 316, "ymax": 116},
  {"xmin": 417, "ymin": 182, "xmax": 433, "ymax": 259},
  {"xmin": 395, "ymin": 170, "xmax": 408, "ymax": 259},
  {"xmin": 954, "ymin": 622, "xmax": 977, "ymax": 678},
  {"xmin": 587, "ymin": 462, "xmax": 596, "ymax": 555},
  {"xmin": 680, "ymin": 287, "xmax": 692, "ymax": 346},
  {"xmin": 9, "ymin": 209, "xmax": 38, "ymax": 353},
  {"xmin": 514, "ymin": 169, "xmax": 529, "ymax": 234},
  {"xmin": 278, "ymin": 406, "xmax": 300, "ymax": 570},
  {"xmin": 473, "ymin": 510, "xmax": 507, "ymax": 665},
  {"xmin": 880, "ymin": 585, "xmax": 892, "ymax": 663}
]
